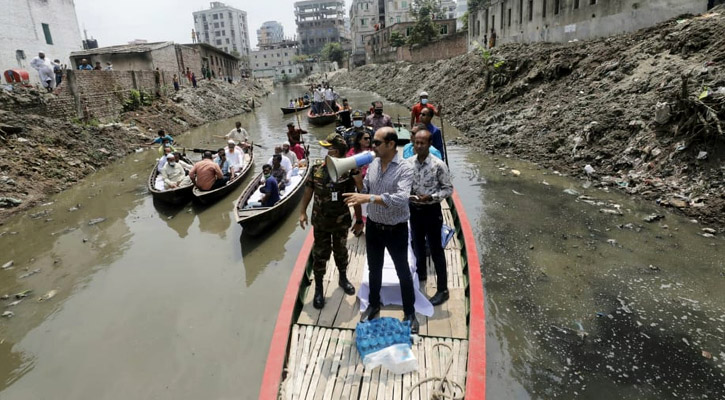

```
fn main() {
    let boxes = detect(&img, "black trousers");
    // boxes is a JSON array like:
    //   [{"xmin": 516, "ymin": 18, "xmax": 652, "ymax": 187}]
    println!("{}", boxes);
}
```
[
  {"xmin": 366, "ymin": 219, "xmax": 416, "ymax": 316},
  {"xmin": 410, "ymin": 203, "xmax": 447, "ymax": 291}
]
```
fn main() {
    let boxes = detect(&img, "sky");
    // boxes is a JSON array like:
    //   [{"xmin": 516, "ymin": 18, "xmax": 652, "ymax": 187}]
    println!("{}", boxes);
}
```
[{"xmin": 74, "ymin": 0, "xmax": 309, "ymax": 49}]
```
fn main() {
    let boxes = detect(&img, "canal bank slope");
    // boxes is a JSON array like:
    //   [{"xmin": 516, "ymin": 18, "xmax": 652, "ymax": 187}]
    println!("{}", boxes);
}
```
[
  {"xmin": 0, "ymin": 79, "xmax": 269, "ymax": 223},
  {"xmin": 331, "ymin": 7, "xmax": 725, "ymax": 229}
]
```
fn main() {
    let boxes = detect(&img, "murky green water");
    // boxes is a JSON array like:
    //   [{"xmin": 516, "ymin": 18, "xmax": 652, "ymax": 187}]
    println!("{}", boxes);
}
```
[{"xmin": 0, "ymin": 86, "xmax": 723, "ymax": 399}]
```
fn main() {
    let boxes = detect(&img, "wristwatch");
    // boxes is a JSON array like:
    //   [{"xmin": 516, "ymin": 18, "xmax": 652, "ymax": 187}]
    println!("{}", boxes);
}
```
[{"xmin": 369, "ymin": 195, "xmax": 375, "ymax": 203}]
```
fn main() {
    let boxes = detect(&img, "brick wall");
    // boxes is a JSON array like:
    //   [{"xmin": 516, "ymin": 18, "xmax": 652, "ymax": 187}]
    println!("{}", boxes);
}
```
[
  {"xmin": 4, "ymin": 69, "xmax": 176, "ymax": 121},
  {"xmin": 370, "ymin": 31, "xmax": 468, "ymax": 64}
]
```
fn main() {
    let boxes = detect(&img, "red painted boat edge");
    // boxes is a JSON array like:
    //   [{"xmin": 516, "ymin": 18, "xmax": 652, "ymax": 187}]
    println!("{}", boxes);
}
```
[
  {"xmin": 452, "ymin": 190, "xmax": 487, "ymax": 399},
  {"xmin": 258, "ymin": 228, "xmax": 315, "ymax": 400}
]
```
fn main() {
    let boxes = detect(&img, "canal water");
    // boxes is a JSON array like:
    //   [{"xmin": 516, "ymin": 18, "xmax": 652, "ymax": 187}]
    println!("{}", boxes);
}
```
[{"xmin": 0, "ymin": 85, "xmax": 723, "ymax": 399}]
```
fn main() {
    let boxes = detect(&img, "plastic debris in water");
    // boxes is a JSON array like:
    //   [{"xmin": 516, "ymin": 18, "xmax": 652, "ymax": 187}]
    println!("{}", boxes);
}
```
[{"xmin": 2, "ymin": 311, "xmax": 14, "ymax": 318}]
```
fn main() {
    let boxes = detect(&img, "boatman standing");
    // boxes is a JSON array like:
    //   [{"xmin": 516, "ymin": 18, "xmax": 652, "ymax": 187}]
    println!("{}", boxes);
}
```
[
  {"xmin": 343, "ymin": 127, "xmax": 419, "ymax": 333},
  {"xmin": 299, "ymin": 133, "xmax": 363, "ymax": 309}
]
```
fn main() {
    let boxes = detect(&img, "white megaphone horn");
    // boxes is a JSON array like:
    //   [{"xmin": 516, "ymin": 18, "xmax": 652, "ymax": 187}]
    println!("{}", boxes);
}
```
[{"xmin": 326, "ymin": 151, "xmax": 375, "ymax": 182}]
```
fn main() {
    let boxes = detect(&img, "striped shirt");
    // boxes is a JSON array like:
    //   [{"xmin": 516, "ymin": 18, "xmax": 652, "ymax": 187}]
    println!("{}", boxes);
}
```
[{"xmin": 362, "ymin": 153, "xmax": 413, "ymax": 225}]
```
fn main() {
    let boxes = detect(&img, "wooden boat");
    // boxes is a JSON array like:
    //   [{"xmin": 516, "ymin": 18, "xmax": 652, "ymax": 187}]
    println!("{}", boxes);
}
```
[
  {"xmin": 258, "ymin": 190, "xmax": 486, "ymax": 399},
  {"xmin": 307, "ymin": 109, "xmax": 337, "ymax": 126},
  {"xmin": 281, "ymin": 104, "xmax": 311, "ymax": 114},
  {"xmin": 192, "ymin": 149, "xmax": 254, "ymax": 204},
  {"xmin": 147, "ymin": 155, "xmax": 195, "ymax": 205},
  {"xmin": 234, "ymin": 161, "xmax": 312, "ymax": 236}
]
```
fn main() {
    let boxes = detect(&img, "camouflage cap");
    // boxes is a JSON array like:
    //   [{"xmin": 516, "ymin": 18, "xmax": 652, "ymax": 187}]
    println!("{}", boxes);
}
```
[
  {"xmin": 351, "ymin": 109, "xmax": 365, "ymax": 119},
  {"xmin": 319, "ymin": 133, "xmax": 346, "ymax": 148}
]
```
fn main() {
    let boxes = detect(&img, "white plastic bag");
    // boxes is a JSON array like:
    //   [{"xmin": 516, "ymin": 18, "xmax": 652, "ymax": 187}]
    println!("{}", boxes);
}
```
[{"xmin": 362, "ymin": 343, "xmax": 418, "ymax": 374}]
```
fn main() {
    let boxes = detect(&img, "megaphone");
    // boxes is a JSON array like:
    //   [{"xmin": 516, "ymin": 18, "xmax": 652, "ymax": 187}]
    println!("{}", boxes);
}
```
[{"xmin": 326, "ymin": 151, "xmax": 374, "ymax": 182}]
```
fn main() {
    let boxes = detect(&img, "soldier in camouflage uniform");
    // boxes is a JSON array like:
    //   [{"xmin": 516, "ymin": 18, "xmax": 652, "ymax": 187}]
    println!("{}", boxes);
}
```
[{"xmin": 299, "ymin": 133, "xmax": 364, "ymax": 309}]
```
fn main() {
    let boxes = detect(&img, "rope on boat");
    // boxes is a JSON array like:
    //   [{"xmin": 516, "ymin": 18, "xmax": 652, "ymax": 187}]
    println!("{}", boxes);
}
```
[{"xmin": 407, "ymin": 343, "xmax": 465, "ymax": 400}]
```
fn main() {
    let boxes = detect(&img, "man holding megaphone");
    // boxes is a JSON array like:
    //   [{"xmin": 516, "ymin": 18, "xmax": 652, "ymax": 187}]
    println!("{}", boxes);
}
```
[
  {"xmin": 299, "ymin": 133, "xmax": 364, "ymax": 310},
  {"xmin": 343, "ymin": 127, "xmax": 419, "ymax": 334}
]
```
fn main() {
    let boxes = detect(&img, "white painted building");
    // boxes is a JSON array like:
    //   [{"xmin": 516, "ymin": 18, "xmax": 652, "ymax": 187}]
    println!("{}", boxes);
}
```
[
  {"xmin": 257, "ymin": 21, "xmax": 284, "ymax": 47},
  {"xmin": 456, "ymin": 0, "xmax": 467, "ymax": 30},
  {"xmin": 250, "ymin": 41, "xmax": 304, "ymax": 81},
  {"xmin": 385, "ymin": 0, "xmax": 415, "ymax": 27},
  {"xmin": 193, "ymin": 2, "xmax": 250, "ymax": 57},
  {"xmin": 439, "ymin": 0, "xmax": 458, "ymax": 20},
  {"xmin": 0, "ymin": 0, "xmax": 82, "ymax": 84}
]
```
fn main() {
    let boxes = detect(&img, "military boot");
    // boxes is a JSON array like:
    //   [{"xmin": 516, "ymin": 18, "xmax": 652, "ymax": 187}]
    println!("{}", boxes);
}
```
[
  {"xmin": 338, "ymin": 270, "xmax": 355, "ymax": 295},
  {"xmin": 313, "ymin": 276, "xmax": 325, "ymax": 309}
]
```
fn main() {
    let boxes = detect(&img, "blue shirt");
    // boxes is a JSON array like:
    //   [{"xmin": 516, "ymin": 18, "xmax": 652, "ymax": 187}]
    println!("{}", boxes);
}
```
[
  {"xmin": 426, "ymin": 123, "xmax": 445, "ymax": 161},
  {"xmin": 215, "ymin": 157, "xmax": 230, "ymax": 175},
  {"xmin": 151, "ymin": 135, "xmax": 174, "ymax": 145},
  {"xmin": 261, "ymin": 176, "xmax": 280, "ymax": 207},
  {"xmin": 78, "ymin": 64, "xmax": 93, "ymax": 70},
  {"xmin": 402, "ymin": 143, "xmax": 442, "ymax": 160}
]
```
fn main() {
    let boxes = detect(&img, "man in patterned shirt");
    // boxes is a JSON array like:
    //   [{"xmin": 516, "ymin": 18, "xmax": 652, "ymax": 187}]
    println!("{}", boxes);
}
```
[
  {"xmin": 344, "ymin": 127, "xmax": 419, "ymax": 333},
  {"xmin": 408, "ymin": 130, "xmax": 453, "ymax": 306}
]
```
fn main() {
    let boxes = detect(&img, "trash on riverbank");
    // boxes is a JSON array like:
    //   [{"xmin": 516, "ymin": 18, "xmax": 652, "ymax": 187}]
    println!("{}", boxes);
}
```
[
  {"xmin": 644, "ymin": 214, "xmax": 665, "ymax": 223},
  {"xmin": 18, "ymin": 269, "xmax": 40, "ymax": 279},
  {"xmin": 1, "ymin": 260, "xmax": 13, "ymax": 270},
  {"xmin": 14, "ymin": 290, "xmax": 32, "ymax": 299},
  {"xmin": 1, "ymin": 311, "xmax": 14, "ymax": 318},
  {"xmin": 38, "ymin": 290, "xmax": 58, "ymax": 302},
  {"xmin": 88, "ymin": 217, "xmax": 107, "ymax": 226}
]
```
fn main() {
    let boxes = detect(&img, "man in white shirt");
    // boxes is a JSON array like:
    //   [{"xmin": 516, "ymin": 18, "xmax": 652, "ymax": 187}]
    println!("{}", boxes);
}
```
[
  {"xmin": 30, "ymin": 51, "xmax": 55, "ymax": 92},
  {"xmin": 161, "ymin": 154, "xmax": 192, "ymax": 189},
  {"xmin": 312, "ymin": 85, "xmax": 324, "ymax": 115},
  {"xmin": 225, "ymin": 140, "xmax": 245, "ymax": 173},
  {"xmin": 216, "ymin": 121, "xmax": 250, "ymax": 149},
  {"xmin": 267, "ymin": 145, "xmax": 293, "ymax": 179},
  {"xmin": 324, "ymin": 86, "xmax": 337, "ymax": 112}
]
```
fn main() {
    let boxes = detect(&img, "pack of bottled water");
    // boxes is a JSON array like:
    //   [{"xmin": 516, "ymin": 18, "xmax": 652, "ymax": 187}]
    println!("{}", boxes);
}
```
[{"xmin": 355, "ymin": 317, "xmax": 417, "ymax": 374}]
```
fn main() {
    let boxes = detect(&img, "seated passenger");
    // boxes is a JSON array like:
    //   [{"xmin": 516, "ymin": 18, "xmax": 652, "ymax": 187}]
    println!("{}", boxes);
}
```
[
  {"xmin": 270, "ymin": 154, "xmax": 289, "ymax": 191},
  {"xmin": 157, "ymin": 146, "xmax": 174, "ymax": 172},
  {"xmin": 160, "ymin": 154, "xmax": 191, "ymax": 189},
  {"xmin": 281, "ymin": 141, "xmax": 299, "ymax": 166},
  {"xmin": 173, "ymin": 152, "xmax": 192, "ymax": 171},
  {"xmin": 267, "ymin": 146, "xmax": 293, "ymax": 179},
  {"xmin": 259, "ymin": 164, "xmax": 281, "ymax": 207},
  {"xmin": 214, "ymin": 148, "xmax": 232, "ymax": 179},
  {"xmin": 225, "ymin": 140, "xmax": 245, "ymax": 173},
  {"xmin": 189, "ymin": 151, "xmax": 227, "ymax": 191}
]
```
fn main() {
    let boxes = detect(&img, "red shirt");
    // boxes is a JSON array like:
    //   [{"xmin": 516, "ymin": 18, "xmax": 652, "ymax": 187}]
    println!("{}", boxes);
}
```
[
  {"xmin": 291, "ymin": 143, "xmax": 305, "ymax": 160},
  {"xmin": 411, "ymin": 103, "xmax": 438, "ymax": 124}
]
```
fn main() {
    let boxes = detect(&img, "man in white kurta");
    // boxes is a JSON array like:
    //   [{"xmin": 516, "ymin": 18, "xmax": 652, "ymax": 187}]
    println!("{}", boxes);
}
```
[
  {"xmin": 224, "ymin": 140, "xmax": 245, "ymax": 174},
  {"xmin": 30, "ymin": 52, "xmax": 55, "ymax": 92},
  {"xmin": 161, "ymin": 154, "xmax": 191, "ymax": 189}
]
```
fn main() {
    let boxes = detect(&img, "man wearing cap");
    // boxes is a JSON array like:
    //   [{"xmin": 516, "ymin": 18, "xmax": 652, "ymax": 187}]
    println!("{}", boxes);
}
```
[
  {"xmin": 365, "ymin": 101, "xmax": 394, "ymax": 133},
  {"xmin": 160, "ymin": 153, "xmax": 192, "ymax": 190},
  {"xmin": 281, "ymin": 141, "xmax": 299, "ymax": 165},
  {"xmin": 343, "ymin": 109, "xmax": 374, "ymax": 148},
  {"xmin": 410, "ymin": 91, "xmax": 441, "ymax": 128},
  {"xmin": 30, "ymin": 51, "xmax": 55, "ymax": 92},
  {"xmin": 300, "ymin": 133, "xmax": 363, "ymax": 309}
]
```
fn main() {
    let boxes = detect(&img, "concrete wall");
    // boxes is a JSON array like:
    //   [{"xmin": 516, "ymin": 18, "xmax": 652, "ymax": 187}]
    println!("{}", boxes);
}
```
[
  {"xmin": 469, "ymin": 0, "xmax": 710, "ymax": 48},
  {"xmin": 367, "ymin": 19, "xmax": 458, "ymax": 63},
  {"xmin": 369, "ymin": 31, "xmax": 468, "ymax": 64},
  {"xmin": 0, "ymin": 0, "xmax": 83, "ymax": 84},
  {"xmin": 70, "ymin": 53, "xmax": 154, "ymax": 72}
]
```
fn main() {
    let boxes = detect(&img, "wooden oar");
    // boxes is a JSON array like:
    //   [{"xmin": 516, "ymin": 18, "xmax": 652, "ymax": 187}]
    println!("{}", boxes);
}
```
[{"xmin": 439, "ymin": 106, "xmax": 449, "ymax": 168}]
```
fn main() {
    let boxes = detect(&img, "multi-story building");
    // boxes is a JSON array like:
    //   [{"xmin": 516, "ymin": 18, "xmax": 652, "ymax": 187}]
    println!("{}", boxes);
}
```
[
  {"xmin": 0, "ymin": 0, "xmax": 83, "ymax": 84},
  {"xmin": 439, "ymin": 0, "xmax": 458, "ymax": 20},
  {"xmin": 250, "ymin": 40, "xmax": 304, "ymax": 81},
  {"xmin": 468, "ymin": 0, "xmax": 714, "ymax": 48},
  {"xmin": 456, "ymin": 0, "xmax": 468, "ymax": 30},
  {"xmin": 295, "ymin": 0, "xmax": 347, "ymax": 55},
  {"xmin": 192, "ymin": 2, "xmax": 250, "ymax": 60},
  {"xmin": 385, "ymin": 0, "xmax": 415, "ymax": 27},
  {"xmin": 257, "ymin": 21, "xmax": 284, "ymax": 47},
  {"xmin": 350, "ymin": 0, "xmax": 378, "ymax": 58}
]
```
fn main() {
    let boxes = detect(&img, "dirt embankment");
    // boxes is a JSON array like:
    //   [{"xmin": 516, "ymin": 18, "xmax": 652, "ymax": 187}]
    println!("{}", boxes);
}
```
[
  {"xmin": 0, "ymin": 79, "xmax": 269, "ymax": 223},
  {"xmin": 331, "ymin": 8, "xmax": 725, "ymax": 229}
]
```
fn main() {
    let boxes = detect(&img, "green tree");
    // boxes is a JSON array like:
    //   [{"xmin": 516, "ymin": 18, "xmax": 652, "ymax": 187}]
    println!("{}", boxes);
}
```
[
  {"xmin": 320, "ymin": 42, "xmax": 345, "ymax": 64},
  {"xmin": 389, "ymin": 31, "xmax": 406, "ymax": 48},
  {"xmin": 407, "ymin": 0, "xmax": 442, "ymax": 46}
]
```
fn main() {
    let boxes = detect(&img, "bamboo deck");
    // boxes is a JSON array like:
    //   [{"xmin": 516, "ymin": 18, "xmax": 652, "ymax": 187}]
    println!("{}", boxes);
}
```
[{"xmin": 281, "ymin": 201, "xmax": 470, "ymax": 399}]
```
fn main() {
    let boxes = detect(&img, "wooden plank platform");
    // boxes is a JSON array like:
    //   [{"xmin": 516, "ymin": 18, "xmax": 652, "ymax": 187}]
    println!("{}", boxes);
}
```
[
  {"xmin": 281, "ymin": 325, "xmax": 468, "ymax": 400},
  {"xmin": 298, "ymin": 202, "xmax": 468, "ymax": 339}
]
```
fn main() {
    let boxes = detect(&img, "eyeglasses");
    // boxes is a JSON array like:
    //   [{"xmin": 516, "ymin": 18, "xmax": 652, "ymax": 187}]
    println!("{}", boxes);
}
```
[{"xmin": 372, "ymin": 140, "xmax": 385, "ymax": 146}]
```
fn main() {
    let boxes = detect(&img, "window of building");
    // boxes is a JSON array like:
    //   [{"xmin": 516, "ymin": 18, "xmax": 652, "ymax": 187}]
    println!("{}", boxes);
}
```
[
  {"xmin": 216, "ymin": 39, "xmax": 222, "ymax": 45},
  {"xmin": 574, "ymin": 0, "xmax": 580, "ymax": 8},
  {"xmin": 263, "ymin": 54, "xmax": 266, "ymax": 58},
  {"xmin": 361, "ymin": 18, "xmax": 366, "ymax": 26},
  {"xmin": 221, "ymin": 21, "xmax": 225, "ymax": 27},
  {"xmin": 213, "ymin": 13, "xmax": 218, "ymax": 20},
  {"xmin": 229, "ymin": 12, "xmax": 233, "ymax": 18},
  {"xmin": 397, "ymin": 16, "xmax": 401, "ymax": 23},
  {"xmin": 284, "ymin": 52, "xmax": 288, "ymax": 56},
  {"xmin": 278, "ymin": 61, "xmax": 281, "ymax": 65},
  {"xmin": 508, "ymin": 8, "xmax": 512, "ymax": 26},
  {"xmin": 590, "ymin": 0, "xmax": 596, "ymax": 4},
  {"xmin": 214, "ymin": 22, "xmax": 219, "ymax": 28},
  {"xmin": 402, "ymin": 1, "xmax": 407, "ymax": 8},
  {"xmin": 440, "ymin": 24, "xmax": 448, "ymax": 34},
  {"xmin": 519, "ymin": 0, "xmax": 523, "ymax": 23},
  {"xmin": 226, "ymin": 38, "xmax": 230, "ymax": 44},
  {"xmin": 264, "ymin": 62, "xmax": 267, "ymax": 66},
  {"xmin": 554, "ymin": 0, "xmax": 560, "ymax": 14},
  {"xmin": 542, "ymin": 0, "xmax": 547, "ymax": 18},
  {"xmin": 215, "ymin": 31, "xmax": 221, "ymax": 37},
  {"xmin": 500, "ymin": 3, "xmax": 504, "ymax": 28},
  {"xmin": 222, "ymin": 30, "xmax": 226, "ymax": 36},
  {"xmin": 41, "ymin": 23, "xmax": 53, "ymax": 45},
  {"xmin": 528, "ymin": 0, "xmax": 533, "ymax": 20},
  {"xmin": 289, "ymin": 69, "xmax": 292, "ymax": 73}
]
